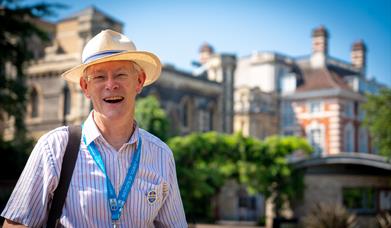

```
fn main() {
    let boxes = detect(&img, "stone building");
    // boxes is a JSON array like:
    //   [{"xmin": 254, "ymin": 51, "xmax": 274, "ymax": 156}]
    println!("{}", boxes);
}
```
[
  {"xmin": 280, "ymin": 27, "xmax": 382, "ymax": 155},
  {"xmin": 233, "ymin": 26, "xmax": 389, "ymax": 227},
  {"xmin": 5, "ymin": 6, "xmax": 235, "ymax": 141},
  {"xmin": 233, "ymin": 26, "xmax": 384, "ymax": 153},
  {"xmin": 294, "ymin": 153, "xmax": 391, "ymax": 227},
  {"xmin": 2, "ymin": 5, "xmax": 390, "ymax": 226}
]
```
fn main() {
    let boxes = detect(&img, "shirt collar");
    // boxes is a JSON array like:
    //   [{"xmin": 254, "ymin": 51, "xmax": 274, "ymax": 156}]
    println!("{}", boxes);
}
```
[{"xmin": 82, "ymin": 111, "xmax": 139, "ymax": 147}]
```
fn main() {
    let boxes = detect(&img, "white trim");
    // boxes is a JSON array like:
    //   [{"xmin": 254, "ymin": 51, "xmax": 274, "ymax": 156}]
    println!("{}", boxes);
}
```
[
  {"xmin": 329, "ymin": 148, "xmax": 340, "ymax": 154},
  {"xmin": 329, "ymin": 129, "xmax": 340, "ymax": 135},
  {"xmin": 329, "ymin": 142, "xmax": 341, "ymax": 147},
  {"xmin": 329, "ymin": 124, "xmax": 340, "ymax": 129},
  {"xmin": 307, "ymin": 100, "xmax": 323, "ymax": 114},
  {"xmin": 297, "ymin": 111, "xmax": 338, "ymax": 119}
]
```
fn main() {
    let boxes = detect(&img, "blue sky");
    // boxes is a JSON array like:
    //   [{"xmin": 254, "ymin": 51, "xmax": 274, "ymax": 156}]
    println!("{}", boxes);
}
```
[{"xmin": 27, "ymin": 0, "xmax": 391, "ymax": 86}]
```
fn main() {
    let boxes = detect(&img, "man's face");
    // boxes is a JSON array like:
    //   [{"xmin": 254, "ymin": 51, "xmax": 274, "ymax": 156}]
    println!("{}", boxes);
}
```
[{"xmin": 80, "ymin": 60, "xmax": 145, "ymax": 121}]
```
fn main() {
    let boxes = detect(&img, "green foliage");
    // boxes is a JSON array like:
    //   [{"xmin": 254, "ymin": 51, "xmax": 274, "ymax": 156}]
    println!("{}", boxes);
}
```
[
  {"xmin": 168, "ymin": 132, "xmax": 312, "ymax": 222},
  {"xmin": 135, "ymin": 95, "xmax": 170, "ymax": 141},
  {"xmin": 363, "ymin": 88, "xmax": 391, "ymax": 157},
  {"xmin": 0, "ymin": 1, "xmax": 64, "ymax": 183},
  {"xmin": 0, "ymin": 0, "xmax": 63, "ymax": 140},
  {"xmin": 245, "ymin": 136, "xmax": 312, "ymax": 217},
  {"xmin": 0, "ymin": 137, "xmax": 33, "ymax": 179}
]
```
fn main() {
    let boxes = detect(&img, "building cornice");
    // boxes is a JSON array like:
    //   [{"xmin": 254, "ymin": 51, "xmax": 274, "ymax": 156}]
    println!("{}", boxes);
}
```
[
  {"xmin": 282, "ymin": 88, "xmax": 365, "ymax": 101},
  {"xmin": 293, "ymin": 152, "xmax": 391, "ymax": 171}
]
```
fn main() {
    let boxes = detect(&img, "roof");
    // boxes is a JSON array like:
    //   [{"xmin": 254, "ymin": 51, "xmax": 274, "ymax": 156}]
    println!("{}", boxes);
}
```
[
  {"xmin": 58, "ymin": 6, "xmax": 123, "ymax": 25},
  {"xmin": 293, "ymin": 153, "xmax": 391, "ymax": 171},
  {"xmin": 295, "ymin": 66, "xmax": 353, "ymax": 92}
]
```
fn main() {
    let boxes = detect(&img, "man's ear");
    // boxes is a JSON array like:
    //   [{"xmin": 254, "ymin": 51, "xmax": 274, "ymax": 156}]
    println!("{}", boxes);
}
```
[
  {"xmin": 80, "ymin": 77, "xmax": 90, "ymax": 98},
  {"xmin": 136, "ymin": 72, "xmax": 146, "ymax": 94}
]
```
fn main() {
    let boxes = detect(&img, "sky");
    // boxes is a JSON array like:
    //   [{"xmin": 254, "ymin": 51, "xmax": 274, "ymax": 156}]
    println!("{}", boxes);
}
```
[{"xmin": 25, "ymin": 0, "xmax": 391, "ymax": 86}]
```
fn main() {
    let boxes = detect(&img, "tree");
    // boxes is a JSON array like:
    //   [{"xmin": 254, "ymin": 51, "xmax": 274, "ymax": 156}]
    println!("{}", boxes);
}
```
[
  {"xmin": 168, "ymin": 132, "xmax": 244, "ymax": 222},
  {"xmin": 246, "ymin": 136, "xmax": 313, "ymax": 218},
  {"xmin": 0, "ymin": 0, "xmax": 63, "ymax": 141},
  {"xmin": 0, "ymin": 0, "xmax": 64, "ymax": 211},
  {"xmin": 135, "ymin": 95, "xmax": 170, "ymax": 141},
  {"xmin": 168, "ymin": 132, "xmax": 312, "ymax": 222},
  {"xmin": 362, "ymin": 88, "xmax": 391, "ymax": 157}
]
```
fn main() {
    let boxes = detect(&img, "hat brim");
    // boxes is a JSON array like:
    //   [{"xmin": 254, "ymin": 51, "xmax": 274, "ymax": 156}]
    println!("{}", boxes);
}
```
[{"xmin": 61, "ymin": 51, "xmax": 162, "ymax": 86}]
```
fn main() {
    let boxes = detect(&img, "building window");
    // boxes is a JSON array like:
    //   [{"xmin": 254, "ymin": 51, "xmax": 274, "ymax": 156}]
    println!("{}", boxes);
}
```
[
  {"xmin": 344, "ymin": 124, "xmax": 354, "ymax": 152},
  {"xmin": 359, "ymin": 127, "xmax": 368, "ymax": 153},
  {"xmin": 309, "ymin": 101, "xmax": 321, "ymax": 113},
  {"xmin": 379, "ymin": 189, "xmax": 391, "ymax": 211},
  {"xmin": 282, "ymin": 101, "xmax": 294, "ymax": 127},
  {"xmin": 343, "ymin": 187, "xmax": 376, "ymax": 214},
  {"xmin": 208, "ymin": 106, "xmax": 214, "ymax": 131},
  {"xmin": 344, "ymin": 102, "xmax": 354, "ymax": 118},
  {"xmin": 30, "ymin": 88, "xmax": 39, "ymax": 118},
  {"xmin": 308, "ymin": 128, "xmax": 322, "ymax": 154},
  {"xmin": 181, "ymin": 99, "xmax": 192, "ymax": 128}
]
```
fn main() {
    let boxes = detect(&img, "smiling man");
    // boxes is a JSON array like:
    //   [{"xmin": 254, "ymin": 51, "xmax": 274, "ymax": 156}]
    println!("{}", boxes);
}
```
[{"xmin": 1, "ymin": 30, "xmax": 187, "ymax": 228}]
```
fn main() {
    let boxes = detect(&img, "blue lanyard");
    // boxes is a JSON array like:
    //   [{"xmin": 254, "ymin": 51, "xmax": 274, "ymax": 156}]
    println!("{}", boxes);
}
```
[{"xmin": 82, "ymin": 126, "xmax": 142, "ymax": 224}]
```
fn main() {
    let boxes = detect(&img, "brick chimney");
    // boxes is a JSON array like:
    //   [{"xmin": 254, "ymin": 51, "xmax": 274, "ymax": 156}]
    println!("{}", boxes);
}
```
[
  {"xmin": 351, "ymin": 40, "xmax": 367, "ymax": 73},
  {"xmin": 311, "ymin": 26, "xmax": 329, "ymax": 68},
  {"xmin": 312, "ymin": 26, "xmax": 329, "ymax": 55},
  {"xmin": 199, "ymin": 42, "xmax": 214, "ymax": 65}
]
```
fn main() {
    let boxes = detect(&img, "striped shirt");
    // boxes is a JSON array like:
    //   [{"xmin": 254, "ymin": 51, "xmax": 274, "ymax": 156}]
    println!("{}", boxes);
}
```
[{"xmin": 1, "ymin": 112, "xmax": 187, "ymax": 227}]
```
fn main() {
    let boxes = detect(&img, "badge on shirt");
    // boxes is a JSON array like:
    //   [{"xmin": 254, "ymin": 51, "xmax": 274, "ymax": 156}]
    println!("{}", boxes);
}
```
[
  {"xmin": 109, "ymin": 198, "xmax": 118, "ymax": 211},
  {"xmin": 147, "ymin": 189, "xmax": 157, "ymax": 205}
]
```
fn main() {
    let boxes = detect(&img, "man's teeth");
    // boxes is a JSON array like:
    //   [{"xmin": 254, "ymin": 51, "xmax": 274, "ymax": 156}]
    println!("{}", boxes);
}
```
[
  {"xmin": 103, "ymin": 96, "xmax": 124, "ymax": 103},
  {"xmin": 104, "ymin": 96, "xmax": 123, "ymax": 101}
]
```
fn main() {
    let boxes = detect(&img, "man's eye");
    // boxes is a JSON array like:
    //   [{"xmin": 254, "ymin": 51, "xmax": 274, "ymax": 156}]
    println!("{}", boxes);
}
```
[
  {"xmin": 93, "ymin": 75, "xmax": 105, "ymax": 80},
  {"xmin": 117, "ymin": 74, "xmax": 129, "ymax": 79}
]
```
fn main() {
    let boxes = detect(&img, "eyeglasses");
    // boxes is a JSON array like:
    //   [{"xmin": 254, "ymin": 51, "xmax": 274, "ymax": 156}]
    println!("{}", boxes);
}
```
[{"xmin": 85, "ymin": 73, "xmax": 133, "ymax": 84}]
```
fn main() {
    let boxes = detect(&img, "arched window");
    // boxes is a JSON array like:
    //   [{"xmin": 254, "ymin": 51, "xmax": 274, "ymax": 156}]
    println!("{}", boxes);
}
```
[
  {"xmin": 344, "ymin": 123, "xmax": 355, "ymax": 152},
  {"xmin": 208, "ymin": 106, "xmax": 214, "ymax": 131},
  {"xmin": 30, "ymin": 88, "xmax": 39, "ymax": 118},
  {"xmin": 180, "ymin": 97, "xmax": 194, "ymax": 130}
]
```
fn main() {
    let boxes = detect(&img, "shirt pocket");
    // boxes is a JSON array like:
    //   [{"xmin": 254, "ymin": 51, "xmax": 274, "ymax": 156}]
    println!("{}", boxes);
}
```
[{"xmin": 129, "ymin": 178, "xmax": 165, "ymax": 223}]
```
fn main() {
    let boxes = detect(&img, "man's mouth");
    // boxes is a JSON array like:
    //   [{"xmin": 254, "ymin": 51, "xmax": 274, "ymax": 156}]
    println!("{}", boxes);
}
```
[{"xmin": 103, "ymin": 96, "xmax": 124, "ymax": 103}]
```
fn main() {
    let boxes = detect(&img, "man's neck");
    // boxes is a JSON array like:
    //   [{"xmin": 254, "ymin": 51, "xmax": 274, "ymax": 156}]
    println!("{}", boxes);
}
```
[{"xmin": 93, "ymin": 112, "xmax": 134, "ymax": 151}]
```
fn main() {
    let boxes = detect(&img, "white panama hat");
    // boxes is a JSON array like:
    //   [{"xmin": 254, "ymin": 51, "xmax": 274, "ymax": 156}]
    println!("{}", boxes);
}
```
[{"xmin": 61, "ymin": 29, "xmax": 162, "ymax": 86}]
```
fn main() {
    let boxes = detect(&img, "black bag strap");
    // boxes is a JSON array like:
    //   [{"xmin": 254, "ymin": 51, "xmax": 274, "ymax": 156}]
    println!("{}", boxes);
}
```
[{"xmin": 46, "ymin": 125, "xmax": 81, "ymax": 228}]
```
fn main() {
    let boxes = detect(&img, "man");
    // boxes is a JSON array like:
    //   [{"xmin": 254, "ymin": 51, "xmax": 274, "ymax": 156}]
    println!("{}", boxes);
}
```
[{"xmin": 2, "ymin": 30, "xmax": 187, "ymax": 227}]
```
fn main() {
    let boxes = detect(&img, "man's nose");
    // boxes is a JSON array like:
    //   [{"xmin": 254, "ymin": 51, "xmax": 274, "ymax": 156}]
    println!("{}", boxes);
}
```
[{"xmin": 105, "ymin": 75, "xmax": 119, "ymax": 90}]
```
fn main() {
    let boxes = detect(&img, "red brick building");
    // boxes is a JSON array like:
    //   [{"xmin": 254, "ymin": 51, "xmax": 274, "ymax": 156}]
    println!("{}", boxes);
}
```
[{"xmin": 280, "ymin": 26, "xmax": 383, "ymax": 155}]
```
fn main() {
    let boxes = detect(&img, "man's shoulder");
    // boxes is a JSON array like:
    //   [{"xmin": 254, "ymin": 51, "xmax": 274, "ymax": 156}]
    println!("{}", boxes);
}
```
[
  {"xmin": 37, "ymin": 126, "xmax": 70, "ymax": 145},
  {"xmin": 139, "ymin": 128, "xmax": 171, "ymax": 153}
]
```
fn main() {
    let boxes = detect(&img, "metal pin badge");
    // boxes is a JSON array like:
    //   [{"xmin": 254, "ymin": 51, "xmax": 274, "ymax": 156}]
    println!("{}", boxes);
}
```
[{"xmin": 147, "ymin": 189, "xmax": 157, "ymax": 205}]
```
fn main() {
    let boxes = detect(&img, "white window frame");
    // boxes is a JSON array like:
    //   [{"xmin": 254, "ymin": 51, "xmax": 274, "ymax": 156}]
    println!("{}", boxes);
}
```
[
  {"xmin": 306, "ymin": 121, "xmax": 325, "ymax": 155},
  {"xmin": 308, "ymin": 100, "xmax": 323, "ymax": 114}
]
